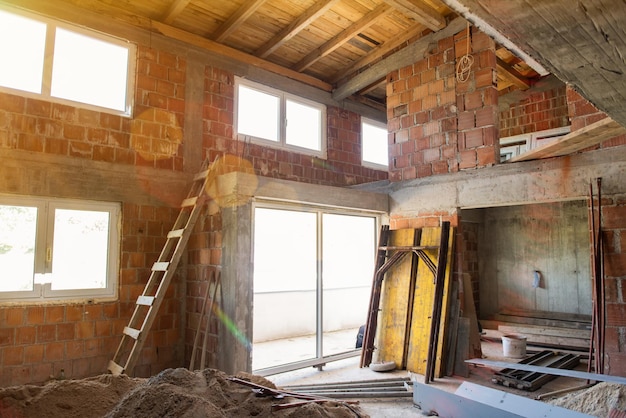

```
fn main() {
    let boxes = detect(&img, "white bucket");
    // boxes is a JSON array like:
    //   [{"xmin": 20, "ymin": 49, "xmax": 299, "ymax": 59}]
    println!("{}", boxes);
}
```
[{"xmin": 502, "ymin": 334, "xmax": 527, "ymax": 358}]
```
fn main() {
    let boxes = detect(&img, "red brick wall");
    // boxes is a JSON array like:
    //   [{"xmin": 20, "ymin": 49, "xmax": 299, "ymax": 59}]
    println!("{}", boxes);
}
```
[
  {"xmin": 0, "ymin": 37, "xmax": 386, "ymax": 386},
  {"xmin": 567, "ymin": 86, "xmax": 626, "ymax": 149},
  {"xmin": 599, "ymin": 194, "xmax": 626, "ymax": 375},
  {"xmin": 499, "ymin": 86, "xmax": 569, "ymax": 137},
  {"xmin": 387, "ymin": 27, "xmax": 498, "ymax": 181}
]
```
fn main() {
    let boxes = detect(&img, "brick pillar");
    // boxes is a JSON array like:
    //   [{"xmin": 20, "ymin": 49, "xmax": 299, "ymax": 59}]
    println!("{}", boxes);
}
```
[
  {"xmin": 387, "ymin": 26, "xmax": 499, "ymax": 182},
  {"xmin": 455, "ymin": 27, "xmax": 499, "ymax": 170}
]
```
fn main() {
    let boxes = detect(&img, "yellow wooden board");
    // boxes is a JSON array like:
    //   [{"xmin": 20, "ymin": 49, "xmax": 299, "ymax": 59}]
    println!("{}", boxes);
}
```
[
  {"xmin": 374, "ymin": 228, "xmax": 415, "ymax": 367},
  {"xmin": 375, "ymin": 226, "xmax": 455, "ymax": 376}
]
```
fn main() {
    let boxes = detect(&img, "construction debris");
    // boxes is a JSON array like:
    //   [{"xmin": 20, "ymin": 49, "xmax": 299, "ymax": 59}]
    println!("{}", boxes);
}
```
[{"xmin": 0, "ymin": 368, "xmax": 367, "ymax": 418}]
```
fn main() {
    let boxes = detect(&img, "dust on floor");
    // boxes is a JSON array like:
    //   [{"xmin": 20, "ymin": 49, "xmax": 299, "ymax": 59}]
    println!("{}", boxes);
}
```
[
  {"xmin": 0, "ymin": 368, "xmax": 624, "ymax": 417},
  {"xmin": 0, "ymin": 368, "xmax": 367, "ymax": 418}
]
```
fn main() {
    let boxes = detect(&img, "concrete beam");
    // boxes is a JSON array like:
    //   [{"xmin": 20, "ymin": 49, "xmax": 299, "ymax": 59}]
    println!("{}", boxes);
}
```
[{"xmin": 353, "ymin": 146, "xmax": 626, "ymax": 214}]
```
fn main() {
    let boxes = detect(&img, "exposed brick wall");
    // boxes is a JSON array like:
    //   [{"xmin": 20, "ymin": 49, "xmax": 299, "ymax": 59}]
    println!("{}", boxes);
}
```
[
  {"xmin": 0, "ymin": 30, "xmax": 386, "ymax": 386},
  {"xmin": 567, "ymin": 86, "xmax": 626, "ymax": 149},
  {"xmin": 499, "ymin": 86, "xmax": 569, "ymax": 137},
  {"xmin": 455, "ymin": 28, "xmax": 499, "ymax": 171},
  {"xmin": 0, "ymin": 46, "xmax": 186, "ymax": 170},
  {"xmin": 201, "ymin": 66, "xmax": 388, "ymax": 187},
  {"xmin": 599, "ymin": 194, "xmax": 626, "ymax": 375},
  {"xmin": 387, "ymin": 26, "xmax": 498, "ymax": 182}
]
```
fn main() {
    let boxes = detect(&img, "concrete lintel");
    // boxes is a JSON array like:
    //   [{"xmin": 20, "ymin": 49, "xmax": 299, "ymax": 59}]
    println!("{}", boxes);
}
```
[
  {"xmin": 216, "ymin": 171, "xmax": 389, "ymax": 214},
  {"xmin": 374, "ymin": 146, "xmax": 626, "ymax": 214}
]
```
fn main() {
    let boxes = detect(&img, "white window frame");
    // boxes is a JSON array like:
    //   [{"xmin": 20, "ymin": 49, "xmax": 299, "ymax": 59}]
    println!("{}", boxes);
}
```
[
  {"xmin": 361, "ymin": 117, "xmax": 389, "ymax": 169},
  {"xmin": 0, "ymin": 5, "xmax": 135, "ymax": 117},
  {"xmin": 235, "ymin": 77, "xmax": 327, "ymax": 158},
  {"xmin": 500, "ymin": 126, "xmax": 570, "ymax": 162},
  {"xmin": 0, "ymin": 195, "xmax": 120, "ymax": 303}
]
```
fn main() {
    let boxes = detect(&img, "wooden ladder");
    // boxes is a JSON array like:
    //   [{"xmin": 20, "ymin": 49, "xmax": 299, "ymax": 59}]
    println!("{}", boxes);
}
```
[{"xmin": 108, "ymin": 158, "xmax": 214, "ymax": 376}]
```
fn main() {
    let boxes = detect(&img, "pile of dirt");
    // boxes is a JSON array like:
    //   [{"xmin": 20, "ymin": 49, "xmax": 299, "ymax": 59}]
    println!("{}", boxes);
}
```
[
  {"xmin": 549, "ymin": 382, "xmax": 626, "ymax": 417},
  {"xmin": 0, "ymin": 368, "xmax": 366, "ymax": 418}
]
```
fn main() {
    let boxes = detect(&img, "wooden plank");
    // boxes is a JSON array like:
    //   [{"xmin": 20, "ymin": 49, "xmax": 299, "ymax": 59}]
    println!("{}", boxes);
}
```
[
  {"xmin": 255, "ymin": 0, "xmax": 340, "ymax": 58},
  {"xmin": 123, "ymin": 326, "xmax": 141, "ymax": 339},
  {"xmin": 494, "ymin": 314, "xmax": 591, "ymax": 330},
  {"xmin": 107, "ymin": 360, "xmax": 124, "ymax": 375},
  {"xmin": 376, "ymin": 228, "xmax": 415, "ymax": 367},
  {"xmin": 445, "ymin": 281, "xmax": 460, "ymax": 376},
  {"xmin": 292, "ymin": 3, "xmax": 393, "ymax": 72},
  {"xmin": 161, "ymin": 0, "xmax": 192, "ymax": 24},
  {"xmin": 499, "ymin": 309, "xmax": 592, "ymax": 323},
  {"xmin": 405, "ymin": 228, "xmax": 438, "ymax": 374},
  {"xmin": 329, "ymin": 23, "xmax": 425, "ymax": 83},
  {"xmin": 212, "ymin": 0, "xmax": 267, "ymax": 42},
  {"xmin": 462, "ymin": 272, "xmax": 482, "ymax": 359},
  {"xmin": 466, "ymin": 358, "xmax": 626, "ymax": 385},
  {"xmin": 136, "ymin": 295, "xmax": 155, "ymax": 306},
  {"xmin": 497, "ymin": 324, "xmax": 591, "ymax": 340},
  {"xmin": 508, "ymin": 117, "xmax": 626, "ymax": 162},
  {"xmin": 454, "ymin": 318, "xmax": 470, "ymax": 378},
  {"xmin": 384, "ymin": 0, "xmax": 446, "ymax": 31},
  {"xmin": 333, "ymin": 17, "xmax": 466, "ymax": 100},
  {"xmin": 497, "ymin": 58, "xmax": 530, "ymax": 90}
]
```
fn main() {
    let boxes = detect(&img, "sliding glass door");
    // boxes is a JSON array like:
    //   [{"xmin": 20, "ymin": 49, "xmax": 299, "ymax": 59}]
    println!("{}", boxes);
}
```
[{"xmin": 252, "ymin": 205, "xmax": 377, "ymax": 374}]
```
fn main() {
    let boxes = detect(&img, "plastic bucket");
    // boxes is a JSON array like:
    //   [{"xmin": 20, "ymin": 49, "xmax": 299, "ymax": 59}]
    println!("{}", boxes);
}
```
[{"xmin": 502, "ymin": 334, "xmax": 527, "ymax": 358}]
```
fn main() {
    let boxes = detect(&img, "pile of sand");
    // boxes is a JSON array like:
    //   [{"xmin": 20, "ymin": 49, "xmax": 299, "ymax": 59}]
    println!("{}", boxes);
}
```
[
  {"xmin": 0, "ymin": 368, "xmax": 366, "ymax": 418},
  {"xmin": 549, "ymin": 382, "xmax": 626, "ymax": 417}
]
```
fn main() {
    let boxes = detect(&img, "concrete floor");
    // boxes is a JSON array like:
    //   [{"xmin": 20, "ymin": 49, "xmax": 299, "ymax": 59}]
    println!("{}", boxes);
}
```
[{"xmin": 259, "ymin": 329, "xmax": 592, "ymax": 417}]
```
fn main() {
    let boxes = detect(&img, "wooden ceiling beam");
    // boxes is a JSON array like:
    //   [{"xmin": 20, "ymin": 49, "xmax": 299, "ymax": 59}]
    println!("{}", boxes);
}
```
[
  {"xmin": 255, "ymin": 0, "xmax": 340, "ymax": 59},
  {"xmin": 161, "ymin": 0, "xmax": 192, "ymax": 24},
  {"xmin": 496, "ymin": 57, "xmax": 531, "ymax": 90},
  {"xmin": 358, "ymin": 77, "xmax": 386, "ymax": 95},
  {"xmin": 333, "ymin": 17, "xmax": 466, "ymax": 101},
  {"xmin": 384, "ymin": 0, "xmax": 446, "ymax": 31},
  {"xmin": 508, "ymin": 117, "xmax": 626, "ymax": 162},
  {"xmin": 212, "ymin": 0, "xmax": 267, "ymax": 42},
  {"xmin": 292, "ymin": 3, "xmax": 393, "ymax": 73},
  {"xmin": 329, "ymin": 23, "xmax": 427, "ymax": 84}
]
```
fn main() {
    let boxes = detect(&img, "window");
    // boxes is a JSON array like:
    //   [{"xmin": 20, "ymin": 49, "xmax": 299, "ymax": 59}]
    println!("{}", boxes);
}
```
[
  {"xmin": 0, "ymin": 195, "xmax": 120, "ymax": 302},
  {"xmin": 252, "ymin": 204, "xmax": 378, "ymax": 373},
  {"xmin": 235, "ymin": 78, "xmax": 326, "ymax": 157},
  {"xmin": 361, "ymin": 117, "xmax": 389, "ymax": 168},
  {"xmin": 500, "ymin": 126, "xmax": 570, "ymax": 162},
  {"xmin": 0, "ymin": 6, "xmax": 135, "ymax": 116}
]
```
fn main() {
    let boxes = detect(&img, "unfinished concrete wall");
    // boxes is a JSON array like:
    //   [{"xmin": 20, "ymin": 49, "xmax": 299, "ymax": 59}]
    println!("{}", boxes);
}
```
[{"xmin": 475, "ymin": 201, "xmax": 592, "ymax": 318}]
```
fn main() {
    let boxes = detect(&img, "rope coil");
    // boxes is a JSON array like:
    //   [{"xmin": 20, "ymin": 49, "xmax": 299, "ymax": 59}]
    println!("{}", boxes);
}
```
[{"xmin": 456, "ymin": 22, "xmax": 473, "ymax": 83}]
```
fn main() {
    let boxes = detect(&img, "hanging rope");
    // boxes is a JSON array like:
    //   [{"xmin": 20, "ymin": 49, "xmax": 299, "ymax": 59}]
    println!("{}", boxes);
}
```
[{"xmin": 456, "ymin": 22, "xmax": 474, "ymax": 83}]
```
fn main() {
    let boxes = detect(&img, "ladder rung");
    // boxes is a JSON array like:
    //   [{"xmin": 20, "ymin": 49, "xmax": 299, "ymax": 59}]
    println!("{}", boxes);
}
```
[
  {"xmin": 152, "ymin": 261, "xmax": 170, "ymax": 271},
  {"xmin": 194, "ymin": 169, "xmax": 209, "ymax": 181},
  {"xmin": 137, "ymin": 295, "xmax": 154, "ymax": 306},
  {"xmin": 167, "ymin": 229, "xmax": 184, "ymax": 239},
  {"xmin": 181, "ymin": 197, "xmax": 198, "ymax": 208},
  {"xmin": 123, "ymin": 326, "xmax": 141, "ymax": 340},
  {"xmin": 108, "ymin": 360, "xmax": 124, "ymax": 376}
]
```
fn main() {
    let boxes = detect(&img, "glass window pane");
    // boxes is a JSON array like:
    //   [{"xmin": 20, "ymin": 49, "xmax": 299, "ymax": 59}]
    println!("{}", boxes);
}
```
[
  {"xmin": 51, "ymin": 28, "xmax": 129, "ymax": 111},
  {"xmin": 286, "ymin": 99, "xmax": 321, "ymax": 150},
  {"xmin": 322, "ymin": 214, "xmax": 375, "ymax": 355},
  {"xmin": 0, "ymin": 10, "xmax": 46, "ymax": 93},
  {"xmin": 237, "ymin": 85, "xmax": 279, "ymax": 142},
  {"xmin": 0, "ymin": 205, "xmax": 37, "ymax": 291},
  {"xmin": 362, "ymin": 121, "xmax": 389, "ymax": 167},
  {"xmin": 50, "ymin": 209, "xmax": 109, "ymax": 290},
  {"xmin": 253, "ymin": 208, "xmax": 318, "ymax": 369}
]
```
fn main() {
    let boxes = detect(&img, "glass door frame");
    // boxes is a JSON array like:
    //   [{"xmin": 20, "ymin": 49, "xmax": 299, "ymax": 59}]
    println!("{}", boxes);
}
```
[{"xmin": 251, "ymin": 201, "xmax": 381, "ymax": 376}]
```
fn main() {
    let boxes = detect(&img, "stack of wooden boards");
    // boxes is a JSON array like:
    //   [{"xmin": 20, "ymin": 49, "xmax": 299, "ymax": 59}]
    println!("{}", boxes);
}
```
[{"xmin": 360, "ymin": 223, "xmax": 483, "ymax": 382}]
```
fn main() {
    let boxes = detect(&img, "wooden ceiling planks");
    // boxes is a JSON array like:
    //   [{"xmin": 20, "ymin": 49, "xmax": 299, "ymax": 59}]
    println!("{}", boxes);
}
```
[{"xmin": 9, "ymin": 0, "xmax": 527, "ymax": 112}]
